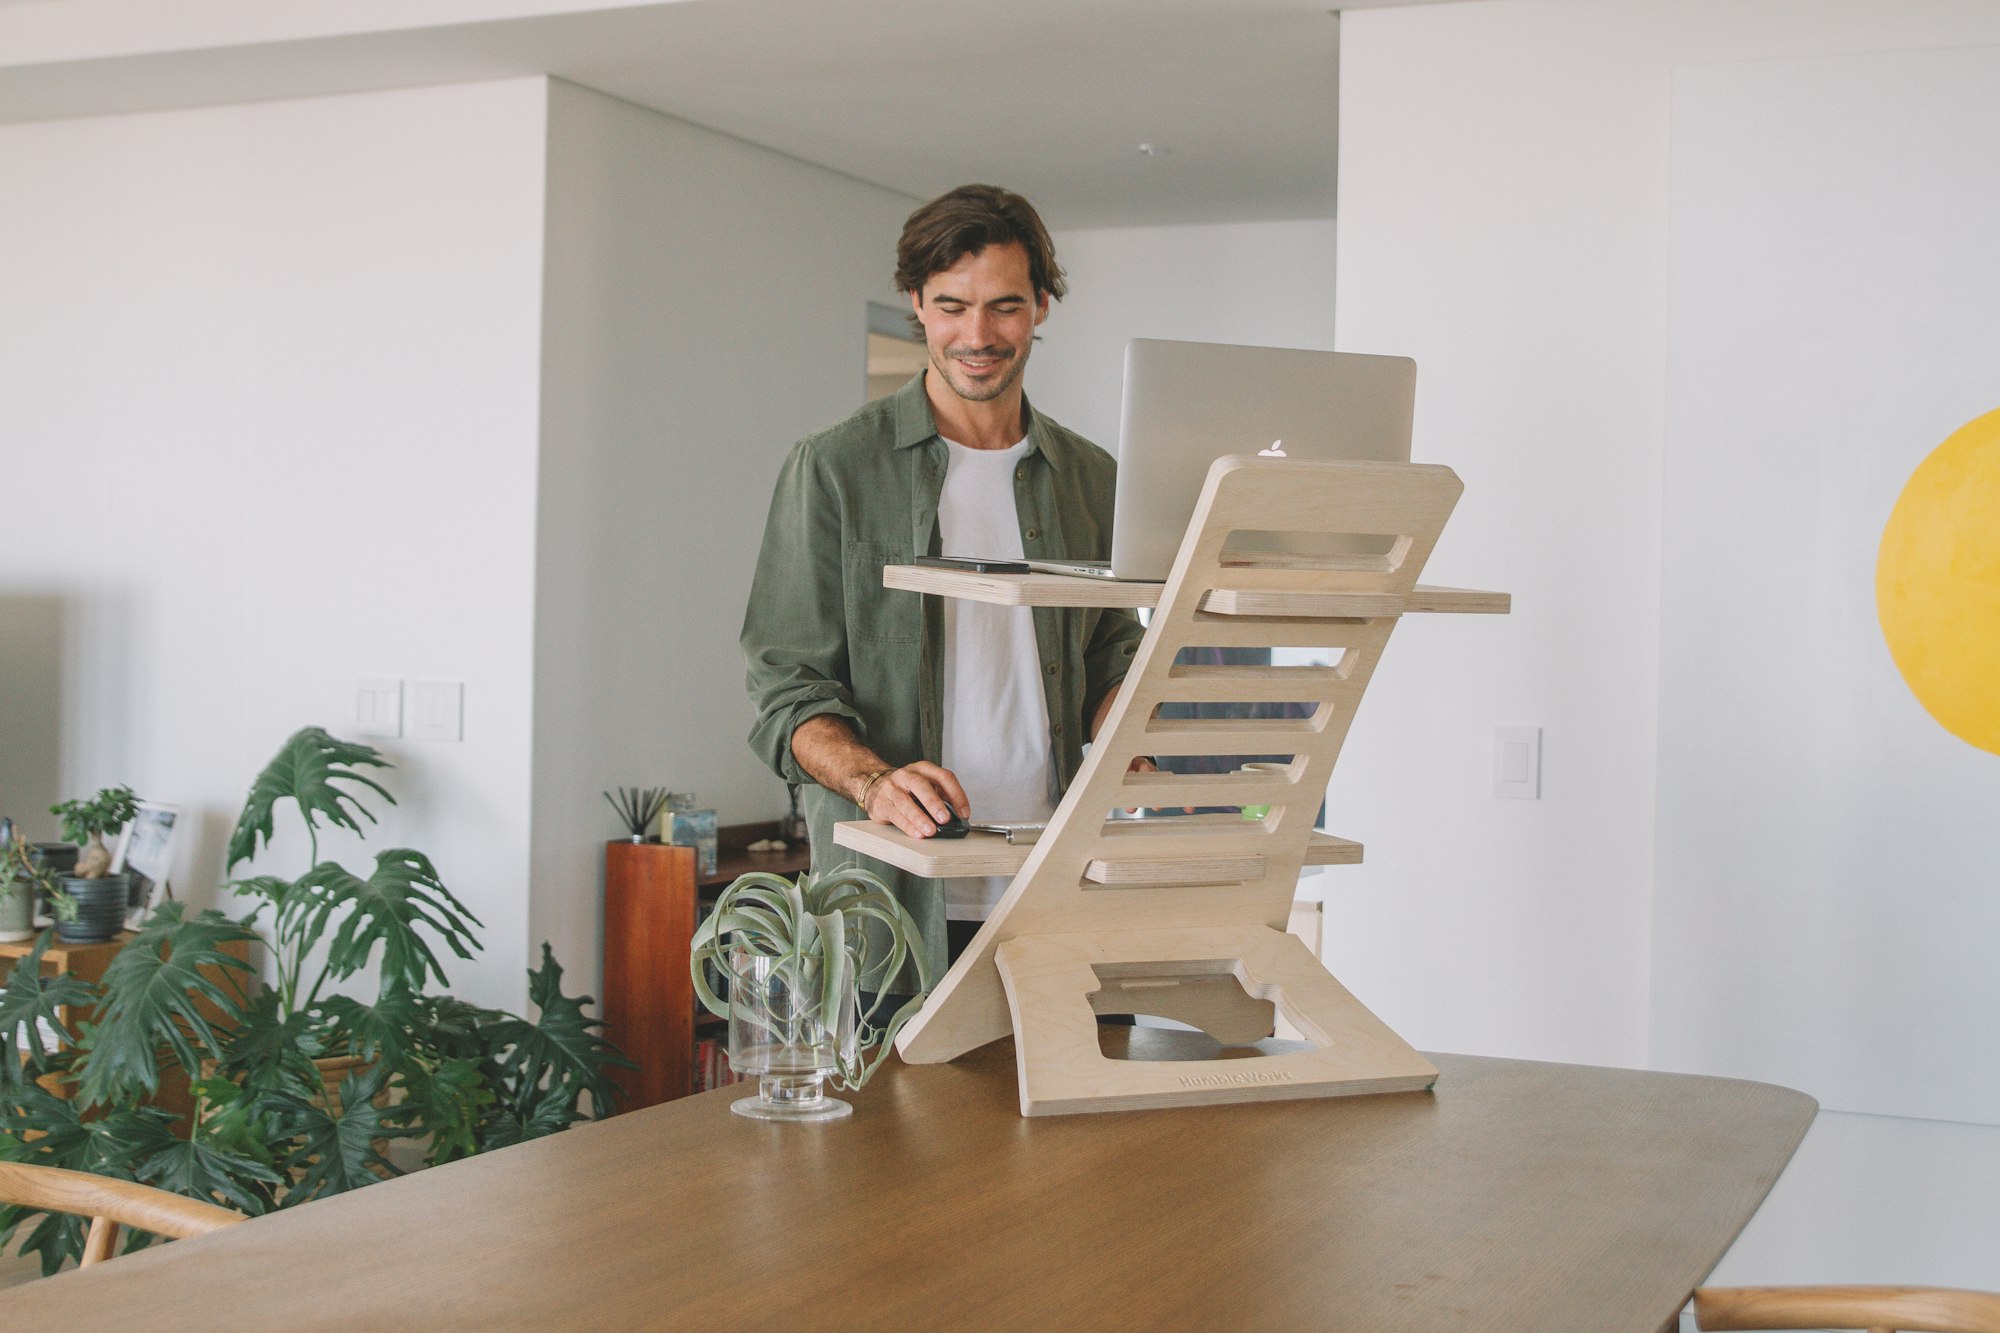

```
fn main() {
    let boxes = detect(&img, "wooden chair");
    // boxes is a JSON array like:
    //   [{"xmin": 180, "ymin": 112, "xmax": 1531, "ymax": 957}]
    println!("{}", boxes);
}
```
[
  {"xmin": 1693, "ymin": 1285, "xmax": 2000, "ymax": 1333},
  {"xmin": 0, "ymin": 1161, "xmax": 245, "ymax": 1267}
]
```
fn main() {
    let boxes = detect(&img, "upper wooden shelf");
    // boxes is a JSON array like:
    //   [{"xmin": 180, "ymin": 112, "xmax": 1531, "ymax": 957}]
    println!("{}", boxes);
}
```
[
  {"xmin": 883, "ymin": 565, "xmax": 1510, "ymax": 615},
  {"xmin": 834, "ymin": 815, "xmax": 1362, "ymax": 881}
]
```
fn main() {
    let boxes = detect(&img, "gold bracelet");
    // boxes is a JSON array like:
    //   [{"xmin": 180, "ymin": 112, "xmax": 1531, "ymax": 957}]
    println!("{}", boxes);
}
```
[{"xmin": 855, "ymin": 768, "xmax": 893, "ymax": 815}]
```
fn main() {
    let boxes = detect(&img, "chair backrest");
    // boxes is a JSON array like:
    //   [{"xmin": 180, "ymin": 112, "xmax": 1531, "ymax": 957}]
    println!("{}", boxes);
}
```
[
  {"xmin": 1695, "ymin": 1285, "xmax": 2000, "ymax": 1333},
  {"xmin": 0, "ymin": 1161, "xmax": 245, "ymax": 1267}
]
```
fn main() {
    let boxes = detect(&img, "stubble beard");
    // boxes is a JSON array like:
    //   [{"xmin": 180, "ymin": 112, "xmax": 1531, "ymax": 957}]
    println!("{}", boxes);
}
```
[{"xmin": 930, "ymin": 339, "xmax": 1031, "ymax": 405}]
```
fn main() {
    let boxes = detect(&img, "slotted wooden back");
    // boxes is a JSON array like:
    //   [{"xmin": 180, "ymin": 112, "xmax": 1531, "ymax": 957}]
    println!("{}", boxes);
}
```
[{"xmin": 898, "ymin": 457, "xmax": 1463, "ymax": 1066}]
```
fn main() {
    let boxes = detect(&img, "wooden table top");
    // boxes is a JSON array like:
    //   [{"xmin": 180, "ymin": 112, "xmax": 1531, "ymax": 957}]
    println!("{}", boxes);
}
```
[{"xmin": 10, "ymin": 1036, "xmax": 1815, "ymax": 1331}]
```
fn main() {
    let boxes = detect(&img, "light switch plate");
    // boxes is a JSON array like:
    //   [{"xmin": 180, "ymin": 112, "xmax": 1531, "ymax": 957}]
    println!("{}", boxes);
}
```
[
  {"xmin": 356, "ymin": 677, "xmax": 402, "ymax": 738},
  {"xmin": 1493, "ymin": 726, "xmax": 1541, "ymax": 800},
  {"xmin": 409, "ymin": 680, "xmax": 463, "ymax": 742}
]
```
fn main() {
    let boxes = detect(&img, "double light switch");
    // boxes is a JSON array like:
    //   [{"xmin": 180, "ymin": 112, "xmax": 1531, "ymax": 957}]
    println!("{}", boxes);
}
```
[{"xmin": 355, "ymin": 678, "xmax": 463, "ymax": 741}]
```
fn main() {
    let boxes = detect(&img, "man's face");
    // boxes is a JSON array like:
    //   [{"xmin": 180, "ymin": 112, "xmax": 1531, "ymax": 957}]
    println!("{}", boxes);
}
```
[{"xmin": 910, "ymin": 241, "xmax": 1049, "ymax": 406}]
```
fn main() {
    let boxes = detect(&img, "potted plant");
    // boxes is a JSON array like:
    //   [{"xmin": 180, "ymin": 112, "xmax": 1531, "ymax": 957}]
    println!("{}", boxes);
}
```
[
  {"xmin": 0, "ymin": 726, "xmax": 629, "ymax": 1275},
  {"xmin": 0, "ymin": 833, "xmax": 61, "ymax": 943},
  {"xmin": 690, "ymin": 867, "xmax": 930, "ymax": 1121},
  {"xmin": 46, "ymin": 785, "xmax": 138, "ymax": 942}
]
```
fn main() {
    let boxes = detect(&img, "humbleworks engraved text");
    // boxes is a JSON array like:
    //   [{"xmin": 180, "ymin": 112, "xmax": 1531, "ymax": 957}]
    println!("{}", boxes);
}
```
[{"xmin": 1177, "ymin": 1070, "xmax": 1297, "ymax": 1089}]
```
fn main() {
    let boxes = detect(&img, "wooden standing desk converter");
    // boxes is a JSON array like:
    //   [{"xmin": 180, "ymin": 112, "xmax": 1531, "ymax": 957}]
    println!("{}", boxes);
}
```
[
  {"xmin": 5, "ymin": 1035, "xmax": 1816, "ymax": 1331},
  {"xmin": 866, "ymin": 459, "xmax": 1516, "ymax": 1116}
]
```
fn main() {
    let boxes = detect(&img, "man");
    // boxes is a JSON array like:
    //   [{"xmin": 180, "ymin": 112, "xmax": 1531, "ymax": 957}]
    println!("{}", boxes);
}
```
[{"xmin": 741, "ymin": 184, "xmax": 1145, "ymax": 987}]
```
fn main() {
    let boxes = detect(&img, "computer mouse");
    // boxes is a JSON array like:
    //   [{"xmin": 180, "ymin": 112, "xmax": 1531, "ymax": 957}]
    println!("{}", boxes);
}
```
[{"xmin": 932, "ymin": 810, "xmax": 970, "ymax": 839}]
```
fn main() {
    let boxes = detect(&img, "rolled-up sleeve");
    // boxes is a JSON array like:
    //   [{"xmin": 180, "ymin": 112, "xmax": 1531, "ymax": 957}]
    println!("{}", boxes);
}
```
[
  {"xmin": 742, "ymin": 439, "xmax": 863, "ymax": 785},
  {"xmin": 1081, "ymin": 603, "xmax": 1145, "ymax": 727}
]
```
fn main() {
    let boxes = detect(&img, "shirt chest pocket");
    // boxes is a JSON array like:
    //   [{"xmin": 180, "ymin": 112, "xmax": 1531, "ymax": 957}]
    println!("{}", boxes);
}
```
[{"xmin": 844, "ymin": 541, "xmax": 921, "ymax": 644}]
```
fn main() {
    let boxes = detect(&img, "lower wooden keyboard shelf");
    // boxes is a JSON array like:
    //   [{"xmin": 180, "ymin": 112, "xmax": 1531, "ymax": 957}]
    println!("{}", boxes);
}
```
[{"xmin": 833, "ymin": 815, "xmax": 1361, "ymax": 880}]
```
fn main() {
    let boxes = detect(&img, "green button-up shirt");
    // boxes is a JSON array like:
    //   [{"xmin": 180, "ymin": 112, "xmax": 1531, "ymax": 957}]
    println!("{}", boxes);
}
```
[{"xmin": 741, "ymin": 371, "xmax": 1145, "ymax": 985}]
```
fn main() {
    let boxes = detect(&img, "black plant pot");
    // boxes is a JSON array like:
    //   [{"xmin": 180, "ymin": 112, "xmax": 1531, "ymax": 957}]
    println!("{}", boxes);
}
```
[
  {"xmin": 28, "ymin": 843, "xmax": 77, "ymax": 877},
  {"xmin": 56, "ymin": 873, "xmax": 129, "ymax": 943}
]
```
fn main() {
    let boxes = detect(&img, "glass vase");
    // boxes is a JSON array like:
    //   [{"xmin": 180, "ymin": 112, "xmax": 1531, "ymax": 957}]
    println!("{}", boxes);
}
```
[{"xmin": 726, "ymin": 945, "xmax": 857, "ymax": 1122}]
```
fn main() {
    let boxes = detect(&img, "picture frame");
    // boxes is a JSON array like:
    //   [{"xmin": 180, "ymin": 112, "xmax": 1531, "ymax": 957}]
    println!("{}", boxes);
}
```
[{"xmin": 111, "ymin": 800, "xmax": 181, "ymax": 930}]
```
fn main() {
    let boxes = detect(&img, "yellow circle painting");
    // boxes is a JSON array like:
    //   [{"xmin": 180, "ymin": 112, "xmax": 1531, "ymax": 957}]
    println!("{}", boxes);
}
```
[{"xmin": 1876, "ymin": 406, "xmax": 2000, "ymax": 756}]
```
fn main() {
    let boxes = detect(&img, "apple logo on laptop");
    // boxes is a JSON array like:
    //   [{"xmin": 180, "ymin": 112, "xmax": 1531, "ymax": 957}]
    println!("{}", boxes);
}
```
[{"xmin": 1258, "ymin": 439, "xmax": 1287, "ymax": 457}]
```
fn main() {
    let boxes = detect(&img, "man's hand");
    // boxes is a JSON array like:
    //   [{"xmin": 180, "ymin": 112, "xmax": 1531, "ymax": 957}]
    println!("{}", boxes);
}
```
[
  {"xmin": 861, "ymin": 762, "xmax": 971, "ymax": 840},
  {"xmin": 791, "ymin": 715, "xmax": 971, "ymax": 839},
  {"xmin": 1125, "ymin": 753, "xmax": 1158, "ymax": 814},
  {"xmin": 1120, "ymin": 754, "xmax": 1194, "ymax": 816}
]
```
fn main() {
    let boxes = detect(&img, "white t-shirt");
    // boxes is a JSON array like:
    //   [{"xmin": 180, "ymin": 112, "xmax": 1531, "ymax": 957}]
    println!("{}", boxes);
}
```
[{"xmin": 937, "ymin": 436, "xmax": 1055, "ymax": 919}]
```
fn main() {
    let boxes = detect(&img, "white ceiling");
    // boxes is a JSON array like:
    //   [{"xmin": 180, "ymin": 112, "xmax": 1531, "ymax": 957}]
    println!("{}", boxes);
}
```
[{"xmin": 0, "ymin": 0, "xmax": 1446, "ymax": 228}]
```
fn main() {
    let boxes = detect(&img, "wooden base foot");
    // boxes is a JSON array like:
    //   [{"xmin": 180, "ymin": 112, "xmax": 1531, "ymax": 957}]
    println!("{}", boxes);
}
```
[{"xmin": 994, "ymin": 926, "xmax": 1437, "ymax": 1116}]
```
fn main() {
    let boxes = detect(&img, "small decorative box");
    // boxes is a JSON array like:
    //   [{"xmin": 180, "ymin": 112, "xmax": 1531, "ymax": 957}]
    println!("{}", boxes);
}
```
[{"xmin": 667, "ymin": 808, "xmax": 718, "ymax": 878}]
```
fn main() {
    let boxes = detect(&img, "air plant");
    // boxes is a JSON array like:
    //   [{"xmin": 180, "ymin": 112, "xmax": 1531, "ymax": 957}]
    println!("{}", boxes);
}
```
[
  {"xmin": 689, "ymin": 867, "xmax": 931, "ymax": 1090},
  {"xmin": 602, "ymin": 787, "xmax": 671, "ymax": 842}
]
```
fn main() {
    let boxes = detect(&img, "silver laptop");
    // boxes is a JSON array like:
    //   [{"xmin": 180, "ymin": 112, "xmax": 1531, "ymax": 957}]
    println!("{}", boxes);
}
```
[{"xmin": 1026, "ymin": 339, "xmax": 1417, "ymax": 582}]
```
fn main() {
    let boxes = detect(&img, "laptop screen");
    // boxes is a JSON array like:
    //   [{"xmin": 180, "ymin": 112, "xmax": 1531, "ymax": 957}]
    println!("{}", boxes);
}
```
[{"xmin": 1109, "ymin": 339, "xmax": 1416, "ymax": 581}]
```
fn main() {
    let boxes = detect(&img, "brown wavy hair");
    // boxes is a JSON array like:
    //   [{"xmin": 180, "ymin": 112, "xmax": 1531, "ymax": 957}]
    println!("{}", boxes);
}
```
[{"xmin": 895, "ymin": 185, "xmax": 1068, "ymax": 315}]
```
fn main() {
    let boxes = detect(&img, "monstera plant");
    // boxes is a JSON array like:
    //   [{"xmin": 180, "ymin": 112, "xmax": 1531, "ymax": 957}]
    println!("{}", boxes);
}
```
[{"xmin": 0, "ymin": 727, "xmax": 627, "ymax": 1274}]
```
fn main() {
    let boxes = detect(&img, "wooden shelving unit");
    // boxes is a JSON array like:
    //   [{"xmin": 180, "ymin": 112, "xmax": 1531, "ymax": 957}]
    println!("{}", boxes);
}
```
[
  {"xmin": 697, "ymin": 821, "xmax": 810, "ymax": 894},
  {"xmin": 602, "ymin": 841, "xmax": 697, "ymax": 1110},
  {"xmin": 0, "ymin": 933, "xmax": 136, "ymax": 1072},
  {"xmin": 0, "ymin": 930, "xmax": 251, "ymax": 1121},
  {"xmin": 0, "ymin": 931, "xmax": 136, "ymax": 974}
]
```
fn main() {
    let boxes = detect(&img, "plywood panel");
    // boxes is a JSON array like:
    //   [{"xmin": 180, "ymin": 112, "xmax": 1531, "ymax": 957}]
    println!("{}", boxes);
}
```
[
  {"xmin": 884, "ymin": 564, "xmax": 1507, "ymax": 615},
  {"xmin": 887, "ymin": 458, "xmax": 1488, "ymax": 1114}
]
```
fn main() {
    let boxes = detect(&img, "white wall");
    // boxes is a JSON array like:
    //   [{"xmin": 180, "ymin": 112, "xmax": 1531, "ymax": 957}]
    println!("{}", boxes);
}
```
[
  {"xmin": 1699, "ymin": 1108, "xmax": 2000, "ymax": 1294},
  {"xmin": 1030, "ymin": 219, "xmax": 1338, "ymax": 451},
  {"xmin": 1656, "ymin": 44, "xmax": 2000, "ymax": 1127},
  {"xmin": 1333, "ymin": 0, "xmax": 2000, "ymax": 1073},
  {"xmin": 0, "ymin": 79, "xmax": 550, "ymax": 1011},
  {"xmin": 529, "ymin": 81, "xmax": 915, "ymax": 1000}
]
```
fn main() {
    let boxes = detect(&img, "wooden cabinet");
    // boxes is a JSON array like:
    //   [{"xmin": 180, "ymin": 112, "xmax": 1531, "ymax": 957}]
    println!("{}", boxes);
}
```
[
  {"xmin": 601, "ymin": 825, "xmax": 810, "ymax": 1111},
  {"xmin": 0, "ymin": 931, "xmax": 252, "ymax": 1124},
  {"xmin": 0, "ymin": 933, "xmax": 136, "ymax": 1067},
  {"xmin": 602, "ymin": 841, "xmax": 698, "ymax": 1110}
]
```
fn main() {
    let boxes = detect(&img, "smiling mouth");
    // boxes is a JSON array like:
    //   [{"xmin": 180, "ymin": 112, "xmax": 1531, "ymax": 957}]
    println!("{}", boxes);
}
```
[{"xmin": 951, "ymin": 349, "xmax": 1010, "ymax": 373}]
